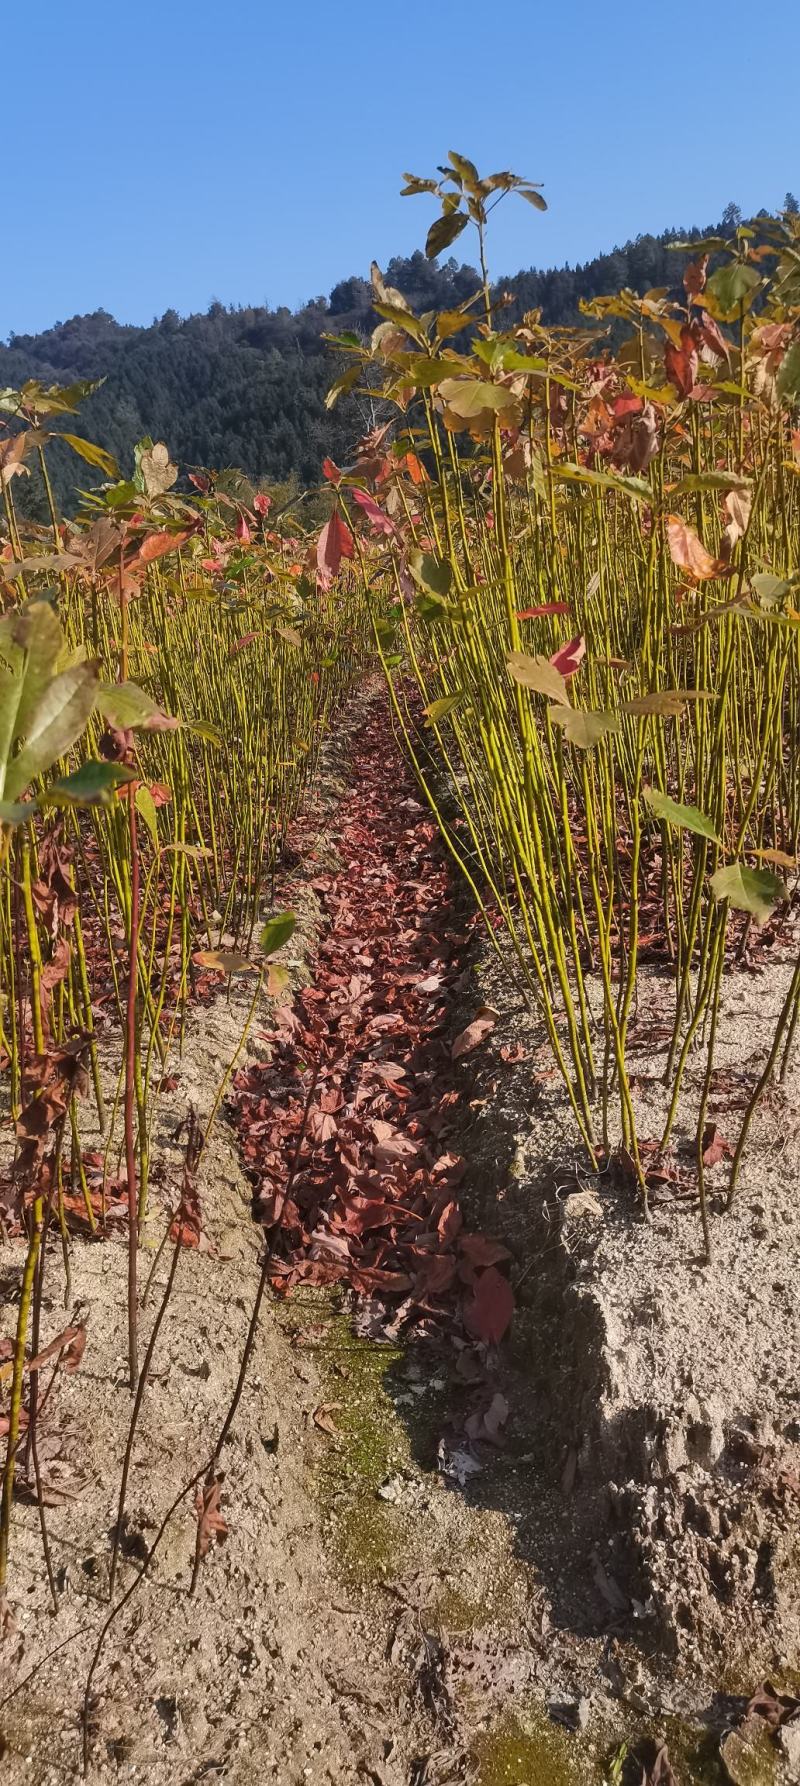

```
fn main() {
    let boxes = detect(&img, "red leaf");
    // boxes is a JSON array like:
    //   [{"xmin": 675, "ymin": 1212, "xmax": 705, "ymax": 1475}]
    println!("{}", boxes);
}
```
[
  {"xmin": 135, "ymin": 528, "xmax": 191, "ymax": 566},
  {"xmin": 235, "ymin": 511, "xmax": 251, "ymax": 543},
  {"xmin": 322, "ymin": 457, "xmax": 342, "ymax": 486},
  {"xmin": 336, "ymin": 1196, "xmax": 410, "ymax": 1235},
  {"xmin": 350, "ymin": 488, "xmax": 396, "ymax": 536},
  {"xmin": 465, "ymin": 1267, "xmax": 514, "ymax": 1345},
  {"xmin": 140, "ymin": 708, "xmax": 180, "ymax": 733},
  {"xmin": 515, "ymin": 602, "xmax": 570, "ymax": 619},
  {"xmin": 414, "ymin": 1254, "xmax": 458, "ymax": 1297},
  {"xmin": 550, "ymin": 634, "xmax": 586, "ymax": 677},
  {"xmin": 317, "ymin": 511, "xmax": 355, "ymax": 581},
  {"xmin": 308, "ymin": 1109, "xmax": 338, "ymax": 1144},
  {"xmin": 664, "ymin": 329, "xmax": 699, "ymax": 399},
  {"xmin": 437, "ymin": 1199, "xmax": 463, "ymax": 1243},
  {"xmin": 351, "ymin": 1265, "xmax": 414, "ymax": 1294},
  {"xmin": 458, "ymin": 1233, "xmax": 512, "ymax": 1269},
  {"xmin": 402, "ymin": 451, "xmax": 428, "ymax": 486},
  {"xmin": 253, "ymin": 492, "xmax": 271, "ymax": 515},
  {"xmin": 374, "ymin": 1132, "xmax": 420, "ymax": 1167},
  {"xmin": 701, "ymin": 1123, "xmax": 732, "ymax": 1168}
]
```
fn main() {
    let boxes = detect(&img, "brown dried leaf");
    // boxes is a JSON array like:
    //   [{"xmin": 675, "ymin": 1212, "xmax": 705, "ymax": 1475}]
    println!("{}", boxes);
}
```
[
  {"xmin": 745, "ymin": 1681, "xmax": 800, "ymax": 1730},
  {"xmin": 194, "ymin": 1472, "xmax": 228, "ymax": 1561},
  {"xmin": 6, "ymin": 1322, "xmax": 87, "ymax": 1383},
  {"xmin": 753, "ymin": 847, "xmax": 798, "ymax": 869},
  {"xmin": 312, "ymin": 1402, "xmax": 343, "ymax": 1439},
  {"xmin": 139, "ymin": 441, "xmax": 178, "ymax": 497},
  {"xmin": 666, "ymin": 514, "xmax": 729, "ymax": 581},
  {"xmin": 14, "ymin": 1039, "xmax": 90, "ymax": 1181},
  {"xmin": 18, "ymin": 1458, "xmax": 84, "ymax": 1508},
  {"xmin": 697, "ymin": 311, "xmax": 731, "ymax": 364},
  {"xmin": 452, "ymin": 1009, "xmax": 497, "ymax": 1061},
  {"xmin": 701, "ymin": 1123, "xmax": 732, "ymax": 1168},
  {"xmin": 646, "ymin": 1744, "xmax": 679, "ymax": 1786},
  {"xmin": 479, "ymin": 1391, "xmax": 510, "ymax": 1444},
  {"xmin": 193, "ymin": 949, "xmax": 258, "ymax": 975},
  {"xmin": 723, "ymin": 485, "xmax": 751, "ymax": 547},
  {"xmin": 464, "ymin": 1267, "xmax": 514, "ymax": 1345},
  {"xmin": 0, "ymin": 1590, "xmax": 18, "ymax": 1639}
]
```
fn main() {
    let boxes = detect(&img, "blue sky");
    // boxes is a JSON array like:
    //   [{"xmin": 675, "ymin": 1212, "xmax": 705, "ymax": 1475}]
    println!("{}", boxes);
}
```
[{"xmin": 4, "ymin": 0, "xmax": 798, "ymax": 339}]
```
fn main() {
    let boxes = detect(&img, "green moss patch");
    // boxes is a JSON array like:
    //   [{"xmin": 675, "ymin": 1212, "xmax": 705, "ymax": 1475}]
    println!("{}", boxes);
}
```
[
  {"xmin": 305, "ymin": 1306, "xmax": 533, "ymax": 1634},
  {"xmin": 309, "ymin": 1311, "xmax": 424, "ymax": 1586},
  {"xmin": 472, "ymin": 1711, "xmax": 602, "ymax": 1786}
]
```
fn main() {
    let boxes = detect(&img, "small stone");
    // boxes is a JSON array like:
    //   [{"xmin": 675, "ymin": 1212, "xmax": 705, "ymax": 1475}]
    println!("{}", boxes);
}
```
[
  {"xmin": 720, "ymin": 1718, "xmax": 776, "ymax": 1784},
  {"xmin": 547, "ymin": 1696, "xmax": 591, "ymax": 1733},
  {"xmin": 376, "ymin": 1474, "xmax": 404, "ymax": 1503},
  {"xmin": 778, "ymin": 1720, "xmax": 800, "ymax": 1780},
  {"xmin": 562, "ymin": 1190, "xmax": 603, "ymax": 1222},
  {"xmin": 627, "ymin": 1688, "xmax": 651, "ymax": 1715}
]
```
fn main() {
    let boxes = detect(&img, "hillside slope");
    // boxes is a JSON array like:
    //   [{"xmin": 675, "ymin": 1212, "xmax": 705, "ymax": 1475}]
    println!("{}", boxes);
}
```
[{"xmin": 0, "ymin": 209, "xmax": 763, "ymax": 510}]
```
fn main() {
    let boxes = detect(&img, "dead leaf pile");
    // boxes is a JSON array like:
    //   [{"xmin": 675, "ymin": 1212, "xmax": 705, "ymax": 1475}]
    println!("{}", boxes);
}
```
[{"xmin": 229, "ymin": 702, "xmax": 514, "ymax": 1347}]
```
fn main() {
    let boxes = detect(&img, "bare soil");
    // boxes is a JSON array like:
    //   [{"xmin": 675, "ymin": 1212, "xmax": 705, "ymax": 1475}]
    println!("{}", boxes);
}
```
[{"xmin": 2, "ymin": 687, "xmax": 799, "ymax": 1786}]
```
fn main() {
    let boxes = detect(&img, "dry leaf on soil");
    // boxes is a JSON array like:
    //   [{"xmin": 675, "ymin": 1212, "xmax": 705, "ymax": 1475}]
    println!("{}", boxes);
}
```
[
  {"xmin": 464, "ymin": 1267, "xmax": 514, "ymax": 1345},
  {"xmin": 194, "ymin": 1473, "xmax": 228, "ymax": 1560},
  {"xmin": 701, "ymin": 1123, "xmax": 733, "ymax": 1168},
  {"xmin": 312, "ymin": 1402, "xmax": 343, "ymax": 1438},
  {"xmin": 452, "ymin": 1009, "xmax": 497, "ymax": 1060}
]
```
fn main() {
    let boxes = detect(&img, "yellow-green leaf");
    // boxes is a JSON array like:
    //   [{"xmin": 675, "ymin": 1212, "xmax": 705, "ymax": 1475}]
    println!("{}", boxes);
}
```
[
  {"xmin": 60, "ymin": 434, "xmax": 119, "ymax": 479},
  {"xmin": 43, "ymin": 760, "xmax": 136, "ymax": 808},
  {"xmin": 260, "ymin": 911, "xmax": 296, "ymax": 957},
  {"xmin": 553, "ymin": 464, "xmax": 652, "ymax": 502},
  {"xmin": 438, "ymin": 378, "xmax": 518, "ymax": 420},
  {"xmin": 135, "ymin": 784, "xmax": 160, "ymax": 849},
  {"xmin": 547, "ymin": 706, "xmax": 621, "ymax": 749},
  {"xmin": 624, "ymin": 689, "xmax": 714, "ymax": 718},
  {"xmin": 642, "ymin": 787, "xmax": 719, "ymax": 842},
  {"xmin": 424, "ymin": 693, "xmax": 463, "ymax": 725},
  {"xmin": 194, "ymin": 949, "xmax": 258, "ymax": 974},
  {"xmin": 507, "ymin": 652, "xmax": 569, "ymax": 706},
  {"xmin": 426, "ymin": 211, "xmax": 469, "ymax": 260},
  {"xmin": 710, "ymin": 861, "xmax": 785, "ymax": 924}
]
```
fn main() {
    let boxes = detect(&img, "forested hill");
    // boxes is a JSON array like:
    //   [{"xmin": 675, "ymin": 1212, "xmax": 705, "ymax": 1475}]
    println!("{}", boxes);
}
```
[{"xmin": 0, "ymin": 204, "xmax": 775, "ymax": 511}]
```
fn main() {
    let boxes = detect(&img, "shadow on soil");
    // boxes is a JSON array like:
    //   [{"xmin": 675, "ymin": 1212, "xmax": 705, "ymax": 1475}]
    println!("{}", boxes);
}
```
[{"xmin": 385, "ymin": 1040, "xmax": 623, "ymax": 1644}]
